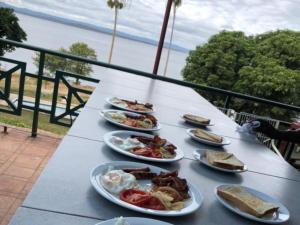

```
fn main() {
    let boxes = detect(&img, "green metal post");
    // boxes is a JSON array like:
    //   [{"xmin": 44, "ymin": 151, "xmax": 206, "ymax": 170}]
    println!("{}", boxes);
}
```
[
  {"xmin": 31, "ymin": 52, "xmax": 45, "ymax": 137},
  {"xmin": 224, "ymin": 96, "xmax": 231, "ymax": 109}
]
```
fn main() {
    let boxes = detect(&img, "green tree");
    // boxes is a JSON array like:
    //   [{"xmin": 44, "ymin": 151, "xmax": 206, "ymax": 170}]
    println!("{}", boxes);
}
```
[
  {"xmin": 106, "ymin": 0, "xmax": 127, "ymax": 64},
  {"xmin": 255, "ymin": 30, "xmax": 300, "ymax": 70},
  {"xmin": 163, "ymin": 0, "xmax": 182, "ymax": 76},
  {"xmin": 234, "ymin": 56, "xmax": 300, "ymax": 118},
  {"xmin": 68, "ymin": 42, "xmax": 97, "ymax": 84},
  {"xmin": 0, "ymin": 7, "xmax": 27, "ymax": 56},
  {"xmin": 33, "ymin": 42, "xmax": 97, "ymax": 84},
  {"xmin": 182, "ymin": 30, "xmax": 300, "ymax": 120}
]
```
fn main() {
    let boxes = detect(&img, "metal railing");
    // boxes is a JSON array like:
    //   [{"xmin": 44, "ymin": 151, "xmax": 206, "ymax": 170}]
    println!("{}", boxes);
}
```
[{"xmin": 1, "ymin": 38, "xmax": 300, "ymax": 138}]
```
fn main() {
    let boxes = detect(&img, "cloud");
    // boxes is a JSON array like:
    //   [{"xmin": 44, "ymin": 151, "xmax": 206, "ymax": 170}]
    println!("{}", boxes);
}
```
[{"xmin": 3, "ymin": 0, "xmax": 300, "ymax": 49}]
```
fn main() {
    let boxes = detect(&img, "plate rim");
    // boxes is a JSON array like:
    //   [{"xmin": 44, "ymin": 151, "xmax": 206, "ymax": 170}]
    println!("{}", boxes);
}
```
[
  {"xmin": 186, "ymin": 128, "xmax": 231, "ymax": 146},
  {"xmin": 100, "ymin": 109, "xmax": 161, "ymax": 131},
  {"xmin": 193, "ymin": 150, "xmax": 247, "ymax": 173},
  {"xmin": 90, "ymin": 161, "xmax": 204, "ymax": 216},
  {"xmin": 103, "ymin": 130, "xmax": 184, "ymax": 163},
  {"xmin": 106, "ymin": 96, "xmax": 155, "ymax": 114},
  {"xmin": 214, "ymin": 184, "xmax": 290, "ymax": 224},
  {"xmin": 94, "ymin": 217, "xmax": 173, "ymax": 225}
]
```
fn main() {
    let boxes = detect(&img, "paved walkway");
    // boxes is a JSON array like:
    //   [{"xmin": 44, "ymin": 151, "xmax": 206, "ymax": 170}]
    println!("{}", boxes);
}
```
[{"xmin": 0, "ymin": 128, "xmax": 61, "ymax": 225}]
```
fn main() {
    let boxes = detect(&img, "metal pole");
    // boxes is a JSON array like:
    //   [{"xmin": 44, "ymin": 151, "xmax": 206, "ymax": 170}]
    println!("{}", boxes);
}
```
[
  {"xmin": 153, "ymin": 0, "xmax": 173, "ymax": 75},
  {"xmin": 224, "ymin": 95, "xmax": 231, "ymax": 109},
  {"xmin": 31, "ymin": 52, "xmax": 45, "ymax": 137}
]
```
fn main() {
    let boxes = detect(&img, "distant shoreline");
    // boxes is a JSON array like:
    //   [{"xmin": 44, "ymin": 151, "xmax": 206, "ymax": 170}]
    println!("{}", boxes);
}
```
[{"xmin": 0, "ymin": 2, "xmax": 189, "ymax": 53}]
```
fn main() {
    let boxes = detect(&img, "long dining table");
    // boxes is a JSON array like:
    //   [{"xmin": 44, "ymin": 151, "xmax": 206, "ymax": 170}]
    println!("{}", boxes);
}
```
[{"xmin": 9, "ymin": 69, "xmax": 300, "ymax": 225}]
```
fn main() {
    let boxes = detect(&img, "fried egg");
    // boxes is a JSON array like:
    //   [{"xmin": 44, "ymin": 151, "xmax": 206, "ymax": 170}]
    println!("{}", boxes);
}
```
[
  {"xmin": 111, "ymin": 136, "xmax": 145, "ymax": 150},
  {"xmin": 101, "ymin": 169, "xmax": 137, "ymax": 195}
]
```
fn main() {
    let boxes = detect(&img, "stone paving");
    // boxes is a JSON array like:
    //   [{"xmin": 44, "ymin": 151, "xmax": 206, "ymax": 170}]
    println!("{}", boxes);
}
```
[{"xmin": 0, "ymin": 127, "xmax": 61, "ymax": 225}]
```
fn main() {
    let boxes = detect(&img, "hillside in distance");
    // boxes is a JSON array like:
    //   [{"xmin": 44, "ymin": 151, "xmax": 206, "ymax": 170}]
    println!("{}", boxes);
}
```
[{"xmin": 0, "ymin": 2, "xmax": 189, "ymax": 53}]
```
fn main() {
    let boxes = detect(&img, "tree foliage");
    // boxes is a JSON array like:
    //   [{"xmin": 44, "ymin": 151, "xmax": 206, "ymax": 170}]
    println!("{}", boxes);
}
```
[
  {"xmin": 107, "ymin": 0, "xmax": 126, "ymax": 9},
  {"xmin": 33, "ymin": 42, "xmax": 97, "ymax": 84},
  {"xmin": 0, "ymin": 7, "xmax": 27, "ymax": 56},
  {"xmin": 183, "ymin": 30, "xmax": 300, "ymax": 120}
]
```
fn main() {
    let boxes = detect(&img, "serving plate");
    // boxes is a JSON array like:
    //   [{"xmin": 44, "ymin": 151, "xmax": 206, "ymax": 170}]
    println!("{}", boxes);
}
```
[
  {"xmin": 193, "ymin": 149, "xmax": 247, "ymax": 173},
  {"xmin": 106, "ymin": 97, "xmax": 154, "ymax": 114},
  {"xmin": 186, "ymin": 129, "xmax": 230, "ymax": 146},
  {"xmin": 182, "ymin": 115, "xmax": 214, "ymax": 127},
  {"xmin": 104, "ymin": 130, "xmax": 184, "ymax": 163},
  {"xmin": 100, "ymin": 110, "xmax": 161, "ymax": 132},
  {"xmin": 90, "ymin": 161, "xmax": 204, "ymax": 216},
  {"xmin": 95, "ymin": 217, "xmax": 172, "ymax": 225},
  {"xmin": 215, "ymin": 184, "xmax": 290, "ymax": 224}
]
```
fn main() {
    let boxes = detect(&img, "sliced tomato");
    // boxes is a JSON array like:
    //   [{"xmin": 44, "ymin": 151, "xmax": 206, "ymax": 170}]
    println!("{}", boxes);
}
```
[
  {"xmin": 120, "ymin": 189, "xmax": 151, "ymax": 206},
  {"xmin": 131, "ymin": 147, "xmax": 162, "ymax": 158},
  {"xmin": 150, "ymin": 151, "xmax": 162, "ymax": 158},
  {"xmin": 131, "ymin": 147, "xmax": 152, "ymax": 157},
  {"xmin": 119, "ymin": 189, "xmax": 166, "ymax": 210},
  {"xmin": 145, "ymin": 195, "xmax": 166, "ymax": 210}
]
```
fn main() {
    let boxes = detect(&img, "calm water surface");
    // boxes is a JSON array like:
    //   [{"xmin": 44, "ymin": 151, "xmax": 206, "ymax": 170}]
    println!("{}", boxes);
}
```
[{"xmin": 5, "ymin": 13, "xmax": 188, "ymax": 80}]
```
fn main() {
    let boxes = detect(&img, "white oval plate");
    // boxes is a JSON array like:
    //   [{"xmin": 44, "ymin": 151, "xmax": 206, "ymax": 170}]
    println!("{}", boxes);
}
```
[
  {"xmin": 104, "ymin": 130, "xmax": 184, "ymax": 163},
  {"xmin": 193, "ymin": 150, "xmax": 247, "ymax": 173},
  {"xmin": 106, "ymin": 97, "xmax": 154, "ymax": 114},
  {"xmin": 90, "ymin": 161, "xmax": 204, "ymax": 216},
  {"xmin": 100, "ymin": 110, "xmax": 161, "ymax": 132},
  {"xmin": 95, "ymin": 217, "xmax": 172, "ymax": 225},
  {"xmin": 215, "ymin": 184, "xmax": 290, "ymax": 224},
  {"xmin": 186, "ymin": 129, "xmax": 231, "ymax": 146},
  {"xmin": 182, "ymin": 115, "xmax": 214, "ymax": 127}
]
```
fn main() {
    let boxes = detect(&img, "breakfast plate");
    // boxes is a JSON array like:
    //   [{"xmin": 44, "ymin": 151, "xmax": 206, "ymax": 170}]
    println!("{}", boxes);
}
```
[
  {"xmin": 193, "ymin": 150, "xmax": 247, "ymax": 173},
  {"xmin": 182, "ymin": 115, "xmax": 214, "ymax": 127},
  {"xmin": 104, "ymin": 130, "xmax": 184, "ymax": 162},
  {"xmin": 106, "ymin": 97, "xmax": 154, "ymax": 114},
  {"xmin": 186, "ymin": 128, "xmax": 230, "ymax": 146},
  {"xmin": 100, "ymin": 110, "xmax": 161, "ymax": 132},
  {"xmin": 95, "ymin": 217, "xmax": 172, "ymax": 225},
  {"xmin": 215, "ymin": 184, "xmax": 290, "ymax": 224},
  {"xmin": 90, "ymin": 161, "xmax": 204, "ymax": 216}
]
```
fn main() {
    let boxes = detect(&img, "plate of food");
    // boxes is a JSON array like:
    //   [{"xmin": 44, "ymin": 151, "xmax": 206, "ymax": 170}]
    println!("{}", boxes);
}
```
[
  {"xmin": 100, "ymin": 110, "xmax": 161, "ymax": 131},
  {"xmin": 182, "ymin": 114, "xmax": 214, "ymax": 126},
  {"xmin": 104, "ymin": 130, "xmax": 184, "ymax": 162},
  {"xmin": 90, "ymin": 161, "xmax": 203, "ymax": 216},
  {"xmin": 95, "ymin": 217, "xmax": 172, "ymax": 225},
  {"xmin": 186, "ymin": 128, "xmax": 230, "ymax": 146},
  {"xmin": 193, "ymin": 149, "xmax": 247, "ymax": 173},
  {"xmin": 106, "ymin": 97, "xmax": 154, "ymax": 114},
  {"xmin": 215, "ymin": 185, "xmax": 290, "ymax": 224}
]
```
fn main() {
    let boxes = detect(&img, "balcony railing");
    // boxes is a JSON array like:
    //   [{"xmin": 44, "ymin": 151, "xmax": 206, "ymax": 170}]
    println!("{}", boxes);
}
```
[{"xmin": 1, "ymin": 38, "xmax": 300, "ymax": 139}]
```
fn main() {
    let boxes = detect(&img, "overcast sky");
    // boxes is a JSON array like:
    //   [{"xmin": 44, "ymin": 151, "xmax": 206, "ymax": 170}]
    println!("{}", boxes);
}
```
[{"xmin": 3, "ymin": 0, "xmax": 300, "ymax": 49}]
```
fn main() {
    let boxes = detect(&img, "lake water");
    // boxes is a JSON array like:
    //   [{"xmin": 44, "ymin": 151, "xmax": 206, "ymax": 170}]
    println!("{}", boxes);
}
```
[{"xmin": 5, "ymin": 13, "xmax": 188, "ymax": 81}]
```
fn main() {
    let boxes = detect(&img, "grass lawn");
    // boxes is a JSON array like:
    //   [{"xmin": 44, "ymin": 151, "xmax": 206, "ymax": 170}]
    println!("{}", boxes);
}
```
[
  {"xmin": 0, "ymin": 73, "xmax": 95, "ymax": 135},
  {"xmin": 0, "ymin": 109, "xmax": 69, "ymax": 136}
]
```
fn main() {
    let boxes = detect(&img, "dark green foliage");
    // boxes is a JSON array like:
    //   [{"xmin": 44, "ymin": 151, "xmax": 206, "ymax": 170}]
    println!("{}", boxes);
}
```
[
  {"xmin": 183, "ymin": 30, "xmax": 300, "ymax": 120},
  {"xmin": 33, "ymin": 42, "xmax": 97, "ymax": 84},
  {"xmin": 0, "ymin": 7, "xmax": 27, "ymax": 56}
]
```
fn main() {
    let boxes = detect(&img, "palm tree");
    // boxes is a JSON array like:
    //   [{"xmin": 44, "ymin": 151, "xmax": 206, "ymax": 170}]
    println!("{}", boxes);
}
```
[
  {"xmin": 106, "ymin": 0, "xmax": 127, "ymax": 64},
  {"xmin": 163, "ymin": 0, "xmax": 182, "ymax": 76}
]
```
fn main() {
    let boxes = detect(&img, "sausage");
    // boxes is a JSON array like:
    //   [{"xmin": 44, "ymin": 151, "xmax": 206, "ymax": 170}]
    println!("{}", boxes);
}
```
[
  {"xmin": 123, "ymin": 167, "xmax": 150, "ymax": 173},
  {"xmin": 129, "ymin": 171, "xmax": 157, "ymax": 180}
]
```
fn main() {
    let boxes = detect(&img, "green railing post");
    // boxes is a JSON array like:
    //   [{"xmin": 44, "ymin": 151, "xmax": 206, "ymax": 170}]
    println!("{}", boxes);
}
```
[
  {"xmin": 31, "ymin": 51, "xmax": 45, "ymax": 137},
  {"xmin": 224, "ymin": 96, "xmax": 231, "ymax": 109}
]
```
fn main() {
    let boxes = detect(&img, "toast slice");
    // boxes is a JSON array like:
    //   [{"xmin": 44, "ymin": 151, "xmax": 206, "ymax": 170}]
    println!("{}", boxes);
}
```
[
  {"xmin": 205, "ymin": 150, "xmax": 232, "ymax": 165},
  {"xmin": 205, "ymin": 150, "xmax": 244, "ymax": 170},
  {"xmin": 184, "ymin": 114, "xmax": 210, "ymax": 125},
  {"xmin": 194, "ymin": 129, "xmax": 223, "ymax": 143},
  {"xmin": 217, "ymin": 186, "xmax": 279, "ymax": 218}
]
